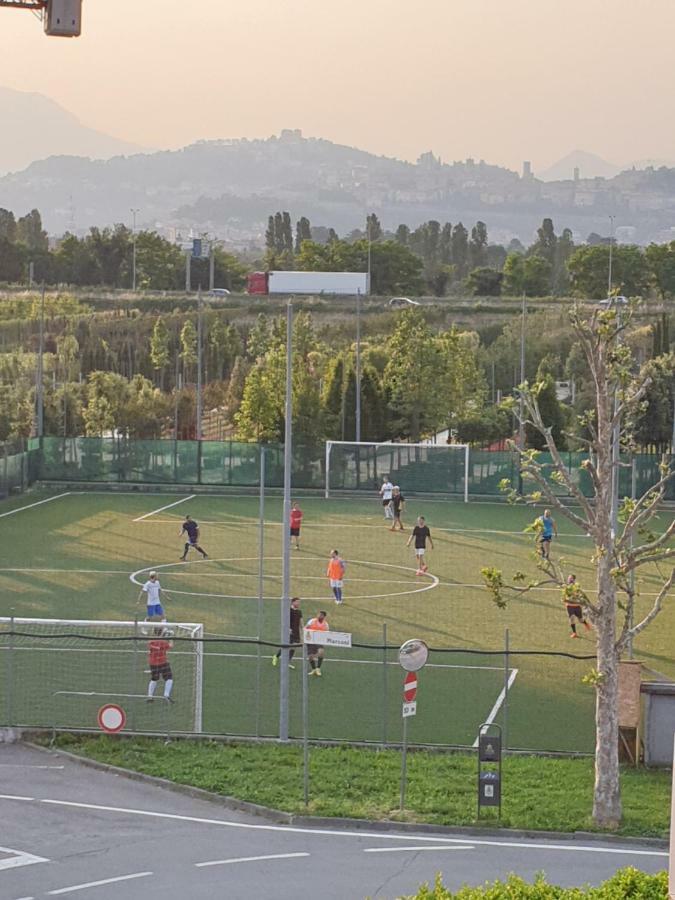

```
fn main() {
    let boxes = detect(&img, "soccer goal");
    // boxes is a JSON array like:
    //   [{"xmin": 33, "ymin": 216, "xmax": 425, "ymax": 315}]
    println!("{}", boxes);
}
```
[
  {"xmin": 0, "ymin": 617, "xmax": 204, "ymax": 733},
  {"xmin": 325, "ymin": 441, "xmax": 470, "ymax": 501}
]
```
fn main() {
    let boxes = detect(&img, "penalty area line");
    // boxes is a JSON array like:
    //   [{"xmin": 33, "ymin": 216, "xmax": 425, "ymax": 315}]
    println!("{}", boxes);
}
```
[
  {"xmin": 473, "ymin": 668, "xmax": 519, "ymax": 748},
  {"xmin": 133, "ymin": 495, "xmax": 196, "ymax": 522},
  {"xmin": 0, "ymin": 492, "xmax": 71, "ymax": 520}
]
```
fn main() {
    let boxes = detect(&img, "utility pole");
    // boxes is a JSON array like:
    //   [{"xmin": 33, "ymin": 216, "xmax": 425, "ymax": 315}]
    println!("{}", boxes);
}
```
[
  {"xmin": 355, "ymin": 289, "xmax": 362, "ymax": 443},
  {"xmin": 517, "ymin": 293, "xmax": 526, "ymax": 494},
  {"xmin": 131, "ymin": 208, "xmax": 140, "ymax": 291},
  {"xmin": 607, "ymin": 214, "xmax": 615, "ymax": 296},
  {"xmin": 209, "ymin": 241, "xmax": 215, "ymax": 292},
  {"xmin": 35, "ymin": 283, "xmax": 45, "ymax": 439},
  {"xmin": 279, "ymin": 299, "xmax": 293, "ymax": 742},
  {"xmin": 196, "ymin": 287, "xmax": 203, "ymax": 442}
]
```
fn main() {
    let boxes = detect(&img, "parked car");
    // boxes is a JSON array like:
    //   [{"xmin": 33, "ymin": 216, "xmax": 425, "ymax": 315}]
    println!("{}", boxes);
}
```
[
  {"xmin": 210, "ymin": 288, "xmax": 231, "ymax": 296},
  {"xmin": 388, "ymin": 297, "xmax": 420, "ymax": 307}
]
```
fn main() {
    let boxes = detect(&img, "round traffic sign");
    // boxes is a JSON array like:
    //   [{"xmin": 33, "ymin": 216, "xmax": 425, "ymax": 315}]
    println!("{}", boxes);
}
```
[
  {"xmin": 398, "ymin": 639, "xmax": 429, "ymax": 672},
  {"xmin": 97, "ymin": 704, "xmax": 126, "ymax": 734},
  {"xmin": 403, "ymin": 671, "xmax": 417, "ymax": 702}
]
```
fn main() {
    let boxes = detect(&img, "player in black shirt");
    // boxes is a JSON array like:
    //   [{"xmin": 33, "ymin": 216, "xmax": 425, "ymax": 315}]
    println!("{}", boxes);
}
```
[
  {"xmin": 273, "ymin": 596, "xmax": 303, "ymax": 668},
  {"xmin": 179, "ymin": 515, "xmax": 208, "ymax": 561},
  {"xmin": 407, "ymin": 516, "xmax": 433, "ymax": 574},
  {"xmin": 389, "ymin": 487, "xmax": 405, "ymax": 531}
]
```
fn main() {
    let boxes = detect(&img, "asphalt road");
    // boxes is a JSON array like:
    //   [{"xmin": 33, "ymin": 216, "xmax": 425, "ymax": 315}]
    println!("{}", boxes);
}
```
[{"xmin": 0, "ymin": 743, "xmax": 667, "ymax": 900}]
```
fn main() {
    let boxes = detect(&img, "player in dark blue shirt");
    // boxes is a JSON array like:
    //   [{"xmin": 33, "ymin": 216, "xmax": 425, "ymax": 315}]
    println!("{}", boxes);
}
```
[{"xmin": 179, "ymin": 514, "xmax": 208, "ymax": 561}]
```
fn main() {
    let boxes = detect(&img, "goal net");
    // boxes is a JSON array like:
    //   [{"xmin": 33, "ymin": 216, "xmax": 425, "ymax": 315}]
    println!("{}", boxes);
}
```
[
  {"xmin": 0, "ymin": 617, "xmax": 203, "ymax": 734},
  {"xmin": 325, "ymin": 441, "xmax": 470, "ymax": 501}
]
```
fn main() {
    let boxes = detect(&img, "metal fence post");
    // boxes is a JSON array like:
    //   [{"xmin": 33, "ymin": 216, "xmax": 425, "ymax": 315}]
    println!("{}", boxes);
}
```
[
  {"xmin": 131, "ymin": 617, "xmax": 141, "ymax": 733},
  {"xmin": 302, "ymin": 640, "xmax": 309, "ymax": 807},
  {"xmin": 503, "ymin": 628, "xmax": 510, "ymax": 751},
  {"xmin": 382, "ymin": 623, "xmax": 388, "ymax": 746},
  {"xmin": 6, "ymin": 612, "xmax": 14, "ymax": 727}
]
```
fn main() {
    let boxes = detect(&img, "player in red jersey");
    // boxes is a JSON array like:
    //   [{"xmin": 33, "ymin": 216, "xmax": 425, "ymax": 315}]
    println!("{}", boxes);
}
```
[{"xmin": 290, "ymin": 501, "xmax": 304, "ymax": 550}]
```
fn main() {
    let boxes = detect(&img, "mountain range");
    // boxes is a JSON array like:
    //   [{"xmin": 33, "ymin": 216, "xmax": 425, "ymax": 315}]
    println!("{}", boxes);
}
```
[{"xmin": 2, "ymin": 87, "xmax": 675, "ymax": 247}]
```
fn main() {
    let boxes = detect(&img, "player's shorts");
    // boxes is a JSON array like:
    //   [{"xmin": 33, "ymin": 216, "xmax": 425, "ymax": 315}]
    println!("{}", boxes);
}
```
[
  {"xmin": 329, "ymin": 579, "xmax": 343, "ymax": 588},
  {"xmin": 566, "ymin": 605, "xmax": 583, "ymax": 620},
  {"xmin": 540, "ymin": 534, "xmax": 552, "ymax": 543},
  {"xmin": 289, "ymin": 631, "xmax": 301, "ymax": 645},
  {"xmin": 147, "ymin": 603, "xmax": 164, "ymax": 618},
  {"xmin": 307, "ymin": 645, "xmax": 323, "ymax": 656},
  {"xmin": 393, "ymin": 508, "xmax": 402, "ymax": 519},
  {"xmin": 150, "ymin": 663, "xmax": 172, "ymax": 681},
  {"xmin": 415, "ymin": 547, "xmax": 426, "ymax": 557},
  {"xmin": 186, "ymin": 538, "xmax": 198, "ymax": 545},
  {"xmin": 382, "ymin": 498, "xmax": 392, "ymax": 506},
  {"xmin": 290, "ymin": 527, "xmax": 300, "ymax": 536}
]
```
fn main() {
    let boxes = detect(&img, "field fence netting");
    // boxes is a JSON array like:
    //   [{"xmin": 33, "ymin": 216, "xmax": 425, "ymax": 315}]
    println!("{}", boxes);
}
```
[
  {"xmin": 17, "ymin": 437, "xmax": 673, "ymax": 500},
  {"xmin": 0, "ymin": 627, "xmax": 596, "ymax": 753}
]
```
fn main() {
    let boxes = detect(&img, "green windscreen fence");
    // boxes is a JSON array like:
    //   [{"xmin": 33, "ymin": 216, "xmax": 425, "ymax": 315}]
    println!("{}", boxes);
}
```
[{"xmin": 12, "ymin": 437, "xmax": 675, "ymax": 500}]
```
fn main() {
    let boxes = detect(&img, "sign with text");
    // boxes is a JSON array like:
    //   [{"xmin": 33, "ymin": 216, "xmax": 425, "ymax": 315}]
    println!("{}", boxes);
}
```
[
  {"xmin": 303, "ymin": 628, "xmax": 352, "ymax": 648},
  {"xmin": 402, "ymin": 701, "xmax": 417, "ymax": 718}
]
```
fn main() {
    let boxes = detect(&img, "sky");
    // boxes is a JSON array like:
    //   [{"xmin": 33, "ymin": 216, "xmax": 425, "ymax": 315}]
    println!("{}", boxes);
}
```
[{"xmin": 1, "ymin": 0, "xmax": 675, "ymax": 172}]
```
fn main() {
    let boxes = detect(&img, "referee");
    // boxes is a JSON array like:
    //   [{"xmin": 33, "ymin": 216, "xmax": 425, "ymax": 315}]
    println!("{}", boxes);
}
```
[{"xmin": 272, "ymin": 596, "xmax": 303, "ymax": 669}]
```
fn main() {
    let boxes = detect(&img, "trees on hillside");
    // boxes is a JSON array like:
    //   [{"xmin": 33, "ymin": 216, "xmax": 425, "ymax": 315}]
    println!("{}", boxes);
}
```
[{"xmin": 483, "ymin": 302, "xmax": 674, "ymax": 828}]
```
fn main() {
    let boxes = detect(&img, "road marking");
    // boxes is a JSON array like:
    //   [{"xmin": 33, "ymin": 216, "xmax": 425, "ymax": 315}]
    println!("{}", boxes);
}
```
[
  {"xmin": 196, "ymin": 852, "xmax": 310, "ymax": 867},
  {"xmin": 47, "ymin": 872, "xmax": 152, "ymax": 895},
  {"xmin": 0, "ymin": 795, "xmax": 665, "ymax": 857},
  {"xmin": 363, "ymin": 845, "xmax": 474, "ymax": 853},
  {"xmin": 0, "ymin": 845, "xmax": 49, "ymax": 871},
  {"xmin": 472, "ymin": 667, "xmax": 520, "ymax": 748},
  {"xmin": 133, "ymin": 495, "xmax": 196, "ymax": 522},
  {"xmin": 0, "ymin": 765, "xmax": 64, "ymax": 769},
  {"xmin": 0, "ymin": 493, "xmax": 70, "ymax": 520}
]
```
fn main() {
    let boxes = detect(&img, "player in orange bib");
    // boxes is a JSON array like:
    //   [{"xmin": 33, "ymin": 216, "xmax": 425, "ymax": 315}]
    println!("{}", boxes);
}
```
[
  {"xmin": 305, "ymin": 610, "xmax": 329, "ymax": 676},
  {"xmin": 326, "ymin": 549, "xmax": 345, "ymax": 604}
]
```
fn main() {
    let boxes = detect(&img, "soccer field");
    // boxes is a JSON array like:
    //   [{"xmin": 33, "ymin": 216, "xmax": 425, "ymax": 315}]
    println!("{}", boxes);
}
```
[{"xmin": 0, "ymin": 489, "xmax": 672, "ymax": 752}]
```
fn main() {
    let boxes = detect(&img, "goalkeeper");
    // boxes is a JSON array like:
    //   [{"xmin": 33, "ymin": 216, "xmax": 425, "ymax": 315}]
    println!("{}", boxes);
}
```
[{"xmin": 147, "ymin": 624, "xmax": 174, "ymax": 702}]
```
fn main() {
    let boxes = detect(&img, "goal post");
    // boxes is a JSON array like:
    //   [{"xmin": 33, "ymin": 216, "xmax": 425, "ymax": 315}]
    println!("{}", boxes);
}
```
[
  {"xmin": 325, "ymin": 441, "xmax": 470, "ymax": 502},
  {"xmin": 0, "ymin": 617, "xmax": 204, "ymax": 733}
]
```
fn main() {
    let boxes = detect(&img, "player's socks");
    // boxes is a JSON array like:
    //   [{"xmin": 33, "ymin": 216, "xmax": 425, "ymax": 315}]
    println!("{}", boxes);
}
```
[
  {"xmin": 164, "ymin": 679, "xmax": 173, "ymax": 700},
  {"xmin": 148, "ymin": 681, "xmax": 157, "ymax": 698}
]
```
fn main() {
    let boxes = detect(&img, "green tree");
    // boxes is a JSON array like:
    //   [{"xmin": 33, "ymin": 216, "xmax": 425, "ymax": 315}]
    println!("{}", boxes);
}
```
[
  {"xmin": 395, "ymin": 224, "xmax": 410, "ymax": 246},
  {"xmin": 321, "ymin": 354, "xmax": 346, "ymax": 440},
  {"xmin": 451, "ymin": 223, "xmax": 469, "ymax": 278},
  {"xmin": 645, "ymin": 241, "xmax": 675, "ymax": 299},
  {"xmin": 16, "ymin": 209, "xmax": 48, "ymax": 253},
  {"xmin": 224, "ymin": 356, "xmax": 250, "ymax": 419},
  {"xmin": 439, "ymin": 222, "xmax": 453, "ymax": 264},
  {"xmin": 467, "ymin": 267, "xmax": 503, "ymax": 296},
  {"xmin": 568, "ymin": 245, "xmax": 650, "ymax": 299},
  {"xmin": 150, "ymin": 317, "xmax": 170, "ymax": 387},
  {"xmin": 529, "ymin": 217, "xmax": 557, "ymax": 266},
  {"xmin": 295, "ymin": 216, "xmax": 312, "ymax": 252},
  {"xmin": 503, "ymin": 253, "xmax": 552, "ymax": 296},
  {"xmin": 134, "ymin": 231, "xmax": 184, "ymax": 290},
  {"xmin": 468, "ymin": 221, "xmax": 488, "ymax": 269},
  {"xmin": 180, "ymin": 319, "xmax": 198, "ymax": 381},
  {"xmin": 632, "ymin": 352, "xmax": 675, "ymax": 452},
  {"xmin": 366, "ymin": 213, "xmax": 382, "ymax": 242},
  {"xmin": 524, "ymin": 356, "xmax": 566, "ymax": 449},
  {"xmin": 0, "ymin": 208, "xmax": 17, "ymax": 242}
]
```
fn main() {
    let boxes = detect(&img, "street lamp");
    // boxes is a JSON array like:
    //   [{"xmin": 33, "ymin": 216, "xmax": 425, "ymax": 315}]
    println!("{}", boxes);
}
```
[
  {"xmin": 130, "ymin": 208, "xmax": 140, "ymax": 291},
  {"xmin": 607, "ymin": 214, "xmax": 615, "ymax": 296}
]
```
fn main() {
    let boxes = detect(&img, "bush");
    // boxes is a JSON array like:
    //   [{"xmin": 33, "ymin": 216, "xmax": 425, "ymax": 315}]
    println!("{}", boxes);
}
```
[{"xmin": 406, "ymin": 868, "xmax": 668, "ymax": 899}]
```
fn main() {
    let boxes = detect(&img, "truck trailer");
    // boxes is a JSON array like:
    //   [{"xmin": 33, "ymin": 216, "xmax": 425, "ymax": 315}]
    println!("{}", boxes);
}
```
[{"xmin": 247, "ymin": 270, "xmax": 369, "ymax": 296}]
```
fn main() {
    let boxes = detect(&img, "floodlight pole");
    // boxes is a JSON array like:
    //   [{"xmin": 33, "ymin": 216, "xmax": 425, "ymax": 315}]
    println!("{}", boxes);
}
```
[
  {"xmin": 607, "ymin": 214, "xmax": 615, "ymax": 295},
  {"xmin": 196, "ymin": 287, "xmax": 203, "ymax": 442},
  {"xmin": 131, "ymin": 208, "xmax": 139, "ymax": 291},
  {"xmin": 355, "ymin": 289, "xmax": 362, "ymax": 443},
  {"xmin": 279, "ymin": 299, "xmax": 293, "ymax": 741},
  {"xmin": 36, "ymin": 283, "xmax": 45, "ymax": 439},
  {"xmin": 517, "ymin": 293, "xmax": 526, "ymax": 494}
]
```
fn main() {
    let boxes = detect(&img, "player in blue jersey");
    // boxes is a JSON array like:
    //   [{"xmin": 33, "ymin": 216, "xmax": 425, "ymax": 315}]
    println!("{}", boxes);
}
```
[
  {"xmin": 179, "ymin": 514, "xmax": 208, "ymax": 561},
  {"xmin": 536, "ymin": 509, "xmax": 557, "ymax": 559}
]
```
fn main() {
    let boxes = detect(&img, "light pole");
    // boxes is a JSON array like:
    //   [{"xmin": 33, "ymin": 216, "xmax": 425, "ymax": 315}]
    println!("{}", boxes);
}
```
[
  {"xmin": 279, "ymin": 299, "xmax": 293, "ymax": 742},
  {"xmin": 517, "ymin": 292, "xmax": 526, "ymax": 494},
  {"xmin": 131, "ymin": 208, "xmax": 140, "ymax": 292},
  {"xmin": 607, "ymin": 214, "xmax": 615, "ymax": 296},
  {"xmin": 355, "ymin": 289, "xmax": 362, "ymax": 443}
]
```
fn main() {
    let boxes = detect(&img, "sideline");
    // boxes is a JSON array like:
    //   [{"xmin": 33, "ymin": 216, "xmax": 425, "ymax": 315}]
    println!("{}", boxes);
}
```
[
  {"xmin": 133, "ymin": 495, "xmax": 196, "ymax": 522},
  {"xmin": 0, "ymin": 492, "xmax": 71, "ymax": 520}
]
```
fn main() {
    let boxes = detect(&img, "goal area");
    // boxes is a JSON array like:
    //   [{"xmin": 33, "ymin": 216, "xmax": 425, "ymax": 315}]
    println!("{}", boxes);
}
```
[
  {"xmin": 325, "ymin": 441, "xmax": 470, "ymax": 501},
  {"xmin": 0, "ymin": 617, "xmax": 204, "ymax": 734}
]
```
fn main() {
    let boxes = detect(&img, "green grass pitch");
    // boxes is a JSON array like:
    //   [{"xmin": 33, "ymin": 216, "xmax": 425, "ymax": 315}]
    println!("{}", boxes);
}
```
[{"xmin": 0, "ymin": 489, "xmax": 672, "ymax": 752}]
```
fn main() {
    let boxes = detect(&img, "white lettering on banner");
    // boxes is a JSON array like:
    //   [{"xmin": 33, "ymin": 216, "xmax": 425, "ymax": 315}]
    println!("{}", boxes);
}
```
[
  {"xmin": 303, "ymin": 629, "xmax": 352, "ymax": 648},
  {"xmin": 402, "ymin": 701, "xmax": 417, "ymax": 718}
]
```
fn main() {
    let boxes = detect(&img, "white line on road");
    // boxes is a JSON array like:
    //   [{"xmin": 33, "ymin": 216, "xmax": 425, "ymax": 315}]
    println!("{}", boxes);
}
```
[
  {"xmin": 0, "ymin": 493, "xmax": 70, "ymax": 520},
  {"xmin": 47, "ymin": 871, "xmax": 152, "ymax": 895},
  {"xmin": 363, "ymin": 846, "xmax": 474, "ymax": 853},
  {"xmin": 0, "ymin": 845, "xmax": 49, "ymax": 871},
  {"xmin": 0, "ymin": 765, "xmax": 64, "ymax": 769},
  {"xmin": 133, "ymin": 495, "xmax": 195, "ymax": 522},
  {"xmin": 0, "ymin": 795, "xmax": 666, "ymax": 857},
  {"xmin": 473, "ymin": 667, "xmax": 520, "ymax": 748},
  {"xmin": 196, "ymin": 852, "xmax": 310, "ymax": 867}
]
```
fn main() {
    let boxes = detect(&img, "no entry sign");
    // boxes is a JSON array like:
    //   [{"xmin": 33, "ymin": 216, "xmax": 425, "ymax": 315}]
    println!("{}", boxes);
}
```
[
  {"xmin": 403, "ymin": 672, "xmax": 417, "ymax": 702},
  {"xmin": 97, "ymin": 704, "xmax": 126, "ymax": 734}
]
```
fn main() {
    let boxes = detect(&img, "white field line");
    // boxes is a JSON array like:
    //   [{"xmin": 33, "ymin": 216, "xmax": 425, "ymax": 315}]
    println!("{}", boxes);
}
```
[
  {"xmin": 0, "ymin": 568, "xmax": 128, "ymax": 576},
  {"xmin": 195, "ymin": 852, "xmax": 309, "ymax": 867},
  {"xmin": 0, "ymin": 795, "xmax": 667, "ymax": 856},
  {"xmin": 133, "ymin": 495, "xmax": 196, "ymax": 522},
  {"xmin": 472, "ymin": 667, "xmax": 520, "ymax": 748},
  {"xmin": 47, "ymin": 871, "xmax": 152, "ymax": 895},
  {"xmin": 0, "ymin": 492, "xmax": 70, "ymax": 520},
  {"xmin": 0, "ymin": 845, "xmax": 49, "ymax": 871}
]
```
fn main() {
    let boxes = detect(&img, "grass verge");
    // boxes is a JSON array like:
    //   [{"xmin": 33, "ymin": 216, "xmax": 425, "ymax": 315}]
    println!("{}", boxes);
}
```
[{"xmin": 42, "ymin": 735, "xmax": 671, "ymax": 838}]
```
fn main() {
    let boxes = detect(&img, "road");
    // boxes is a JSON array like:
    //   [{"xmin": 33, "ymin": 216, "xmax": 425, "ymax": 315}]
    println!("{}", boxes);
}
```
[{"xmin": 0, "ymin": 743, "xmax": 667, "ymax": 900}]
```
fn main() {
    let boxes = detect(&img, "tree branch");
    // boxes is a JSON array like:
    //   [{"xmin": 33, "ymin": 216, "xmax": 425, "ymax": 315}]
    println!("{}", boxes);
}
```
[{"xmin": 618, "ymin": 568, "xmax": 675, "ymax": 651}]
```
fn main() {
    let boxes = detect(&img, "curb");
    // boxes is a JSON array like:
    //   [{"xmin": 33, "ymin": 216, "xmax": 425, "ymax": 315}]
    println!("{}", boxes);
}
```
[{"xmin": 23, "ymin": 742, "xmax": 668, "ymax": 849}]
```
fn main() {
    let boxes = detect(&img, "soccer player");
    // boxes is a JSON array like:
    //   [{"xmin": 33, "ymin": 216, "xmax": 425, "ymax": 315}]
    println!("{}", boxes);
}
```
[
  {"xmin": 389, "ymin": 486, "xmax": 405, "ymax": 531},
  {"xmin": 147, "ymin": 624, "xmax": 174, "ymax": 701},
  {"xmin": 407, "ymin": 515, "xmax": 433, "ymax": 575},
  {"xmin": 179, "ymin": 514, "xmax": 208, "ymax": 561},
  {"xmin": 273, "ymin": 596, "xmax": 303, "ymax": 668},
  {"xmin": 379, "ymin": 475, "xmax": 394, "ymax": 519},
  {"xmin": 138, "ymin": 571, "xmax": 165, "ymax": 620},
  {"xmin": 326, "ymin": 549, "xmax": 345, "ymax": 604},
  {"xmin": 537, "ymin": 509, "xmax": 557, "ymax": 559},
  {"xmin": 562, "ymin": 574, "xmax": 592, "ymax": 639},
  {"xmin": 290, "ymin": 501, "xmax": 303, "ymax": 550},
  {"xmin": 305, "ymin": 609, "xmax": 329, "ymax": 677}
]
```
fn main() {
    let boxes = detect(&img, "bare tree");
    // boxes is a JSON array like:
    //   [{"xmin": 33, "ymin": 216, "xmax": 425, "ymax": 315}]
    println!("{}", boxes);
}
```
[{"xmin": 483, "ymin": 302, "xmax": 674, "ymax": 828}]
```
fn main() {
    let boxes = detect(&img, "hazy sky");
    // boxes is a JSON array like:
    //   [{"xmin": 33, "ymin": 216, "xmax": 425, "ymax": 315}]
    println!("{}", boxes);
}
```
[{"xmin": 2, "ymin": 0, "xmax": 674, "ymax": 172}]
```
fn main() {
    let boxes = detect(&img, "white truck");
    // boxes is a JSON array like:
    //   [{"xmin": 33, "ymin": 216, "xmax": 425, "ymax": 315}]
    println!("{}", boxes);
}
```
[{"xmin": 247, "ymin": 270, "xmax": 369, "ymax": 296}]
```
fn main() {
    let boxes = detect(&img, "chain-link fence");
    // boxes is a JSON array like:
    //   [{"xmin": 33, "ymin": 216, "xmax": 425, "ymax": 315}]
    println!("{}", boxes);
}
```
[
  {"xmin": 0, "ymin": 624, "xmax": 597, "ymax": 753},
  {"xmin": 0, "ymin": 441, "xmax": 30, "ymax": 499}
]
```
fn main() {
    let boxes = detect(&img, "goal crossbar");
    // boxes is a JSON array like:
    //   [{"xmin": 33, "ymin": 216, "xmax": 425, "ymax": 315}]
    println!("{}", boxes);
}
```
[{"xmin": 325, "ymin": 441, "xmax": 470, "ymax": 502}]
